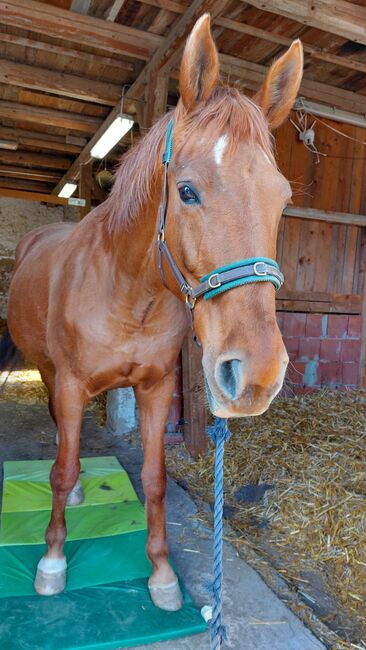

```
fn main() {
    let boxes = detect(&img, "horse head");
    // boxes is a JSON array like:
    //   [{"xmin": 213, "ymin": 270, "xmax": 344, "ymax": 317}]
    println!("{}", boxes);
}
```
[{"xmin": 162, "ymin": 14, "xmax": 303, "ymax": 418}]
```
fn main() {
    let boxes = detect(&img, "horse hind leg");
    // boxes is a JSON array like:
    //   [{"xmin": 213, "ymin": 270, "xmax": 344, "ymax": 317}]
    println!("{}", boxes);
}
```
[
  {"xmin": 34, "ymin": 374, "xmax": 85, "ymax": 596},
  {"xmin": 40, "ymin": 366, "xmax": 84, "ymax": 507}
]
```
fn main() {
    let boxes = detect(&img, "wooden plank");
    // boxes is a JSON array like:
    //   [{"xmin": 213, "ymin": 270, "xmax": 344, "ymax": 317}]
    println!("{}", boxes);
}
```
[
  {"xmin": 105, "ymin": 0, "xmax": 127, "ymax": 21},
  {"xmin": 0, "ymin": 128, "xmax": 83, "ymax": 155},
  {"xmin": 0, "ymin": 32, "xmax": 135, "ymax": 72},
  {"xmin": 0, "ymin": 59, "xmax": 122, "ymax": 106},
  {"xmin": 0, "ymin": 187, "xmax": 68, "ymax": 204},
  {"xmin": 181, "ymin": 336, "xmax": 207, "ymax": 459},
  {"xmin": 0, "ymin": 178, "xmax": 54, "ymax": 193},
  {"xmin": 53, "ymin": 0, "xmax": 232, "ymax": 194},
  {"xmin": 1, "ymin": 0, "xmax": 163, "ymax": 60},
  {"xmin": 0, "ymin": 150, "xmax": 72, "ymax": 170},
  {"xmin": 0, "ymin": 101, "xmax": 102, "ymax": 134},
  {"xmin": 283, "ymin": 206, "xmax": 366, "ymax": 227},
  {"xmin": 242, "ymin": 0, "xmax": 366, "ymax": 46},
  {"xmin": 276, "ymin": 294, "xmax": 361, "ymax": 314},
  {"xmin": 0, "ymin": 165, "xmax": 61, "ymax": 182}
]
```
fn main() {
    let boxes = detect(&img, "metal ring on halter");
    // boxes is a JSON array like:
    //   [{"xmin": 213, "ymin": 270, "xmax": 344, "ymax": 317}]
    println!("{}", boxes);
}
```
[
  {"xmin": 253, "ymin": 261, "xmax": 267, "ymax": 276},
  {"xmin": 208, "ymin": 273, "xmax": 221, "ymax": 289},
  {"xmin": 185, "ymin": 294, "xmax": 196, "ymax": 310}
]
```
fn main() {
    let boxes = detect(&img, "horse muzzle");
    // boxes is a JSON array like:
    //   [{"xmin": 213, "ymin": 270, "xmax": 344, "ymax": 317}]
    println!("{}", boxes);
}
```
[{"xmin": 204, "ymin": 351, "xmax": 288, "ymax": 418}]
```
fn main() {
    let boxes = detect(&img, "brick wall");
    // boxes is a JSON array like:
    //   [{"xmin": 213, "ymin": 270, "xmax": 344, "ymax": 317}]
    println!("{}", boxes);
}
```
[{"xmin": 277, "ymin": 312, "xmax": 361, "ymax": 391}]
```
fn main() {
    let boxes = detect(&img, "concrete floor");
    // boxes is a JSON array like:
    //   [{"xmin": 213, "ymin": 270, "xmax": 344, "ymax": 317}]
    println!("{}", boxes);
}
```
[{"xmin": 0, "ymin": 402, "xmax": 326, "ymax": 650}]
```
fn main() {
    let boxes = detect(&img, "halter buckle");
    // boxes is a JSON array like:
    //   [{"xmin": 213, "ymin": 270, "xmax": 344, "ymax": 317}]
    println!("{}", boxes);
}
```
[
  {"xmin": 208, "ymin": 273, "xmax": 221, "ymax": 289},
  {"xmin": 185, "ymin": 294, "xmax": 197, "ymax": 311},
  {"xmin": 253, "ymin": 262, "xmax": 267, "ymax": 277}
]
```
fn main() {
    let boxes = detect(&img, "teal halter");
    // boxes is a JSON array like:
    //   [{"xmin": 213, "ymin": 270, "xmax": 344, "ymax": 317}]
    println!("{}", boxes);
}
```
[{"xmin": 157, "ymin": 118, "xmax": 284, "ymax": 328}]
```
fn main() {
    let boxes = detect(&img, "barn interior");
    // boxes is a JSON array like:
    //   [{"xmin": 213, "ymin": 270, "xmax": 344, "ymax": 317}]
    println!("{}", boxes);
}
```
[{"xmin": 0, "ymin": 1, "xmax": 366, "ymax": 649}]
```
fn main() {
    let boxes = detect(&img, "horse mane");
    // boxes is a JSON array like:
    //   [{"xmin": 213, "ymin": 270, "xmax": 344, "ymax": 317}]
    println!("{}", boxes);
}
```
[{"xmin": 105, "ymin": 85, "xmax": 274, "ymax": 233}]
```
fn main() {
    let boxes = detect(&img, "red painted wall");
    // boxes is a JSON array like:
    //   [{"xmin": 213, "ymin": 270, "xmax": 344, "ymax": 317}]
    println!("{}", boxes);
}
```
[{"xmin": 278, "ymin": 313, "xmax": 361, "ymax": 391}]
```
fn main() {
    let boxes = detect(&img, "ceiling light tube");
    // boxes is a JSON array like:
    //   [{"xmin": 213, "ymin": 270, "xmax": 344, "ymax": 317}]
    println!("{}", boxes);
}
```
[
  {"xmin": 58, "ymin": 182, "xmax": 77, "ymax": 198},
  {"xmin": 90, "ymin": 115, "xmax": 134, "ymax": 159},
  {"xmin": 294, "ymin": 98, "xmax": 366, "ymax": 129}
]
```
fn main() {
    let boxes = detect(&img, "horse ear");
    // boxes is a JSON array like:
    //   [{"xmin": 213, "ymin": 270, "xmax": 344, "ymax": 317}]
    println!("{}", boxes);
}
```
[
  {"xmin": 256, "ymin": 40, "xmax": 303, "ymax": 130},
  {"xmin": 179, "ymin": 13, "xmax": 219, "ymax": 112}
]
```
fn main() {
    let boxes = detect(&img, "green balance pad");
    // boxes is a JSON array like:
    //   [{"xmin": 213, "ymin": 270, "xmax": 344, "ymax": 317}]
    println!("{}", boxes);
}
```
[{"xmin": 0, "ymin": 456, "xmax": 206, "ymax": 649}]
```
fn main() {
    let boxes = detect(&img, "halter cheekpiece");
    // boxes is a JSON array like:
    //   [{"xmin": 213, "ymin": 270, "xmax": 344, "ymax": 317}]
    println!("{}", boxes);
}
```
[{"xmin": 157, "ymin": 118, "xmax": 284, "ymax": 331}]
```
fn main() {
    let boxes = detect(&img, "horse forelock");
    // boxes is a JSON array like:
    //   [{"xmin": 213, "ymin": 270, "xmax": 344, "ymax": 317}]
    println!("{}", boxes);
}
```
[{"xmin": 105, "ymin": 85, "xmax": 274, "ymax": 234}]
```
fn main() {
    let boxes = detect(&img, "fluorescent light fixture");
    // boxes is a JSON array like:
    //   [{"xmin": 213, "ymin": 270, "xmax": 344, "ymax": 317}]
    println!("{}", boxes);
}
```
[
  {"xmin": 294, "ymin": 98, "xmax": 366, "ymax": 129},
  {"xmin": 0, "ymin": 139, "xmax": 18, "ymax": 150},
  {"xmin": 58, "ymin": 182, "xmax": 77, "ymax": 198},
  {"xmin": 90, "ymin": 115, "xmax": 134, "ymax": 159}
]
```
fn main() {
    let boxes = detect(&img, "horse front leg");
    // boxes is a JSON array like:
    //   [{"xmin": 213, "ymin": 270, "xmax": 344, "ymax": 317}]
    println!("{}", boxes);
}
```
[
  {"xmin": 34, "ymin": 374, "xmax": 84, "ymax": 596},
  {"xmin": 135, "ymin": 373, "xmax": 183, "ymax": 612}
]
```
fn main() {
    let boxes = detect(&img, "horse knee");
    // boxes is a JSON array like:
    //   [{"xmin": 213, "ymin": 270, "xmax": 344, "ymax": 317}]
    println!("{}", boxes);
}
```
[{"xmin": 141, "ymin": 470, "xmax": 166, "ymax": 504}]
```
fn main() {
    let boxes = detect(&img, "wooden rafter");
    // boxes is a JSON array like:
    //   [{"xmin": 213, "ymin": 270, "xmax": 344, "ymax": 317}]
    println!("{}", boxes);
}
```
[
  {"xmin": 136, "ymin": 0, "xmax": 366, "ymax": 76},
  {"xmin": 0, "ymin": 151, "xmax": 72, "ymax": 170},
  {"xmin": 105, "ymin": 0, "xmax": 128, "ymax": 21},
  {"xmin": 0, "ymin": 128, "xmax": 83, "ymax": 155},
  {"xmin": 53, "ymin": 0, "xmax": 232, "ymax": 194},
  {"xmin": 0, "ymin": 59, "xmax": 122, "ymax": 106},
  {"xmin": 1, "ymin": 0, "xmax": 163, "ymax": 60},
  {"xmin": 242, "ymin": 0, "xmax": 366, "ymax": 46},
  {"xmin": 0, "ymin": 33, "xmax": 135, "ymax": 72},
  {"xmin": 0, "ymin": 187, "xmax": 69, "ymax": 205},
  {"xmin": 0, "ymin": 101, "xmax": 102, "ymax": 134},
  {"xmin": 0, "ymin": 166, "xmax": 61, "ymax": 183}
]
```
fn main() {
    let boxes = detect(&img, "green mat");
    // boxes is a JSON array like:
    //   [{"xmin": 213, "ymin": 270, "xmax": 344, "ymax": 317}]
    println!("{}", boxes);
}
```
[{"xmin": 0, "ymin": 456, "xmax": 206, "ymax": 649}]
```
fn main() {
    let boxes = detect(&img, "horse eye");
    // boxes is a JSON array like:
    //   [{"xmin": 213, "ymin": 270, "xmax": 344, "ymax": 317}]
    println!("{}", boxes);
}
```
[{"xmin": 178, "ymin": 184, "xmax": 200, "ymax": 205}]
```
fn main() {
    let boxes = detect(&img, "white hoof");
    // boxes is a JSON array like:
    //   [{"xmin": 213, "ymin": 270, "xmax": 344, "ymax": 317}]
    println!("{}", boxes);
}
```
[
  {"xmin": 34, "ymin": 556, "xmax": 67, "ymax": 596},
  {"xmin": 148, "ymin": 577, "xmax": 183, "ymax": 611},
  {"xmin": 66, "ymin": 479, "xmax": 84, "ymax": 506}
]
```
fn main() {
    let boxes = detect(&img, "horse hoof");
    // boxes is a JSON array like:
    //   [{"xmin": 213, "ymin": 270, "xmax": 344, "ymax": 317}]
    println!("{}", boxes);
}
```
[
  {"xmin": 34, "ymin": 557, "xmax": 67, "ymax": 596},
  {"xmin": 148, "ymin": 578, "xmax": 183, "ymax": 611},
  {"xmin": 66, "ymin": 479, "xmax": 84, "ymax": 506}
]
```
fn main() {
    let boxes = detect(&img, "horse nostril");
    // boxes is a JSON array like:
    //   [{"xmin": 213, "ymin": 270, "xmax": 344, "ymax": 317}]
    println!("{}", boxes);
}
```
[{"xmin": 217, "ymin": 359, "xmax": 242, "ymax": 401}]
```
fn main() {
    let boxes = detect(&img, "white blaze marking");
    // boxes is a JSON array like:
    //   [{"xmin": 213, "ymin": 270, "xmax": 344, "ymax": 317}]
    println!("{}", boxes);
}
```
[
  {"xmin": 213, "ymin": 135, "xmax": 228, "ymax": 166},
  {"xmin": 260, "ymin": 148, "xmax": 272, "ymax": 165}
]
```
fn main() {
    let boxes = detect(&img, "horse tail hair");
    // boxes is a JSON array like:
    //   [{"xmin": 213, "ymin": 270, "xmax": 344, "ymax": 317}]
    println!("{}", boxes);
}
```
[{"xmin": 0, "ymin": 326, "xmax": 20, "ymax": 373}]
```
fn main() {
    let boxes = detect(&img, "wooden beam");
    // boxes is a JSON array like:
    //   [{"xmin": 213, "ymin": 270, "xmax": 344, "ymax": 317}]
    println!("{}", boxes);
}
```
[
  {"xmin": 276, "ymin": 289, "xmax": 361, "ymax": 314},
  {"xmin": 0, "ymin": 166, "xmax": 61, "ymax": 182},
  {"xmin": 0, "ymin": 150, "xmax": 72, "ymax": 170},
  {"xmin": 219, "ymin": 53, "xmax": 366, "ymax": 116},
  {"xmin": 53, "ymin": 0, "xmax": 232, "ymax": 194},
  {"xmin": 0, "ymin": 101, "xmax": 101, "ymax": 134},
  {"xmin": 105, "ymin": 0, "xmax": 127, "ymax": 21},
  {"xmin": 0, "ymin": 128, "xmax": 83, "ymax": 155},
  {"xmin": 79, "ymin": 160, "xmax": 92, "ymax": 218},
  {"xmin": 358, "ymin": 233, "xmax": 366, "ymax": 386},
  {"xmin": 0, "ymin": 59, "xmax": 122, "ymax": 106},
  {"xmin": 143, "ymin": 71, "xmax": 169, "ymax": 128},
  {"xmin": 0, "ymin": 32, "xmax": 134, "ymax": 72},
  {"xmin": 1, "ymin": 0, "xmax": 163, "ymax": 60},
  {"xmin": 283, "ymin": 206, "xmax": 366, "ymax": 228},
  {"xmin": 0, "ymin": 187, "xmax": 68, "ymax": 204},
  {"xmin": 0, "ymin": 178, "xmax": 54, "ymax": 193},
  {"xmin": 137, "ymin": 1, "xmax": 366, "ymax": 76},
  {"xmin": 242, "ymin": 0, "xmax": 366, "ymax": 46},
  {"xmin": 181, "ymin": 336, "xmax": 207, "ymax": 459}
]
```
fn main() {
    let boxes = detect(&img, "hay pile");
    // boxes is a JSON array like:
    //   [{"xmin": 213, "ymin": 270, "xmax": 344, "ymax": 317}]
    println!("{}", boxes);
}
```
[
  {"xmin": 165, "ymin": 390, "xmax": 366, "ymax": 648},
  {"xmin": 0, "ymin": 368, "xmax": 48, "ymax": 404}
]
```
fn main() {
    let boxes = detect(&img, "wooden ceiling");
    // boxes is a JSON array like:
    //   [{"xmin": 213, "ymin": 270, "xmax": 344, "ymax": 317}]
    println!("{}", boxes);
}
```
[{"xmin": 0, "ymin": 0, "xmax": 365, "ymax": 198}]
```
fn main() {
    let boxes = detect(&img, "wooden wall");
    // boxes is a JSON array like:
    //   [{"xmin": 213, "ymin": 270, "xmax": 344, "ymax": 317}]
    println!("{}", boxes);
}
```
[{"xmin": 274, "ymin": 112, "xmax": 366, "ymax": 312}]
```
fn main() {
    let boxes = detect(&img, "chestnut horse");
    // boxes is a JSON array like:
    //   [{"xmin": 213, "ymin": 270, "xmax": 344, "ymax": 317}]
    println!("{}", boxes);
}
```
[{"xmin": 1, "ymin": 15, "xmax": 303, "ymax": 611}]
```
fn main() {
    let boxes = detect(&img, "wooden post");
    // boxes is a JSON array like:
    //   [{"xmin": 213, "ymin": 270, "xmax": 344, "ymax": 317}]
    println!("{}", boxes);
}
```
[
  {"xmin": 359, "ymin": 230, "xmax": 366, "ymax": 386},
  {"xmin": 143, "ymin": 70, "xmax": 169, "ymax": 129},
  {"xmin": 181, "ymin": 336, "xmax": 208, "ymax": 459},
  {"xmin": 79, "ymin": 160, "xmax": 92, "ymax": 219}
]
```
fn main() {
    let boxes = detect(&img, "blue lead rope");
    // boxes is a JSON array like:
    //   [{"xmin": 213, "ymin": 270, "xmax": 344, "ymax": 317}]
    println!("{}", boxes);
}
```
[{"xmin": 207, "ymin": 417, "xmax": 233, "ymax": 650}]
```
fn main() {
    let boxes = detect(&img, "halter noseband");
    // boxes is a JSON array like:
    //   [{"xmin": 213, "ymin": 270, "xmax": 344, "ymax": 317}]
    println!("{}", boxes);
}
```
[{"xmin": 157, "ymin": 118, "xmax": 284, "ymax": 334}]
